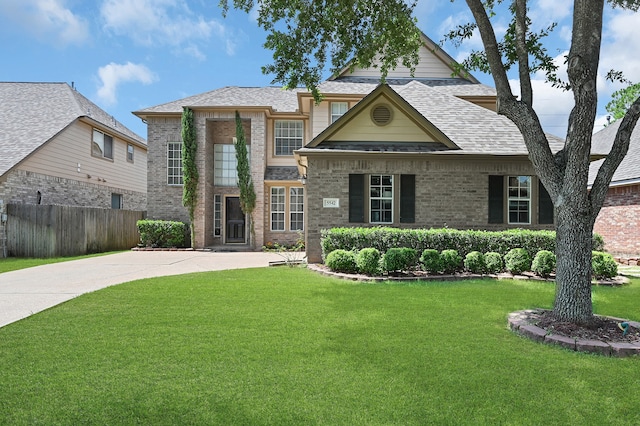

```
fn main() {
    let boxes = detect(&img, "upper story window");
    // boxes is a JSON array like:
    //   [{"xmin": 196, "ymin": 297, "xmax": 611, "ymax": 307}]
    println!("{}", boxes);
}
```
[
  {"xmin": 167, "ymin": 142, "xmax": 183, "ymax": 185},
  {"xmin": 508, "ymin": 176, "xmax": 531, "ymax": 224},
  {"xmin": 274, "ymin": 120, "xmax": 303, "ymax": 156},
  {"xmin": 331, "ymin": 102, "xmax": 348, "ymax": 123},
  {"xmin": 214, "ymin": 143, "xmax": 250, "ymax": 187},
  {"xmin": 127, "ymin": 144, "xmax": 134, "ymax": 163},
  {"xmin": 92, "ymin": 129, "xmax": 113, "ymax": 159}
]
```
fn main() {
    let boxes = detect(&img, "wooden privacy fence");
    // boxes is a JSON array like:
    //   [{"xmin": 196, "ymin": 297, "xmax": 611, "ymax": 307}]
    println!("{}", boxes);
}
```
[{"xmin": 6, "ymin": 204, "xmax": 145, "ymax": 258}]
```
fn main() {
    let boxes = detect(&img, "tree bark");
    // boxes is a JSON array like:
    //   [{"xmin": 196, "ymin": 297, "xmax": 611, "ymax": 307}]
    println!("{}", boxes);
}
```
[{"xmin": 553, "ymin": 201, "xmax": 595, "ymax": 323}]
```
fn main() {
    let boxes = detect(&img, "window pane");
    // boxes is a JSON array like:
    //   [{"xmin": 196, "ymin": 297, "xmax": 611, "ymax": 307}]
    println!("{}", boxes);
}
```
[
  {"xmin": 370, "ymin": 174, "xmax": 393, "ymax": 223},
  {"xmin": 214, "ymin": 144, "xmax": 250, "ymax": 186},
  {"xmin": 167, "ymin": 142, "xmax": 183, "ymax": 185},
  {"xmin": 275, "ymin": 121, "xmax": 303, "ymax": 156},
  {"xmin": 271, "ymin": 187, "xmax": 285, "ymax": 231}
]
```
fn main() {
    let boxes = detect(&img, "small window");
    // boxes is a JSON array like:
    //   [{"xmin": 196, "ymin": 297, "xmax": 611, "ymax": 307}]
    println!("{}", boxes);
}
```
[
  {"xmin": 92, "ymin": 129, "xmax": 113, "ymax": 159},
  {"xmin": 214, "ymin": 194, "xmax": 222, "ymax": 236},
  {"xmin": 274, "ymin": 120, "xmax": 303, "ymax": 156},
  {"xmin": 111, "ymin": 193, "xmax": 122, "ymax": 210},
  {"xmin": 331, "ymin": 102, "xmax": 348, "ymax": 123},
  {"xmin": 271, "ymin": 187, "xmax": 285, "ymax": 231},
  {"xmin": 290, "ymin": 187, "xmax": 304, "ymax": 231},
  {"xmin": 127, "ymin": 144, "xmax": 134, "ymax": 162},
  {"xmin": 508, "ymin": 176, "xmax": 531, "ymax": 224},
  {"xmin": 167, "ymin": 142, "xmax": 183, "ymax": 185}
]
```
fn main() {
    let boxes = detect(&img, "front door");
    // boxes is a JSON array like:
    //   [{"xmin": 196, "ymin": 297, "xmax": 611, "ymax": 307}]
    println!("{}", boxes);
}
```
[{"xmin": 225, "ymin": 197, "xmax": 245, "ymax": 243}]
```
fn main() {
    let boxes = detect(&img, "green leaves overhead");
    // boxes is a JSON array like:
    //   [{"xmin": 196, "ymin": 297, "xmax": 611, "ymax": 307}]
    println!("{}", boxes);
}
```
[{"xmin": 219, "ymin": 0, "xmax": 422, "ymax": 102}]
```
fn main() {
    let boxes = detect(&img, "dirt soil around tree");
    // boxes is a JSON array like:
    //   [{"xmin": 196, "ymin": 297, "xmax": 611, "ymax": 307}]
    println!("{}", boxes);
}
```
[{"xmin": 534, "ymin": 310, "xmax": 640, "ymax": 344}]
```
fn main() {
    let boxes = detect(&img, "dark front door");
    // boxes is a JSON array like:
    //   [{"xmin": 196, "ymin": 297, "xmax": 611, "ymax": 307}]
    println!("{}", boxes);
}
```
[{"xmin": 225, "ymin": 197, "xmax": 245, "ymax": 243}]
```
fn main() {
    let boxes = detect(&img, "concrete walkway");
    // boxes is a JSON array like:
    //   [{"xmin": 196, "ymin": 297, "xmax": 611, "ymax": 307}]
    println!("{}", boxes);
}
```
[{"xmin": 0, "ymin": 250, "xmax": 284, "ymax": 328}]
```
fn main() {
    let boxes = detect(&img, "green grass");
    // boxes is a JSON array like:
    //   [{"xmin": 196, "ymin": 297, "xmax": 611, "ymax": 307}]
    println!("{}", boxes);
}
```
[
  {"xmin": 1, "ymin": 268, "xmax": 640, "ymax": 425},
  {"xmin": 0, "ymin": 251, "xmax": 121, "ymax": 274}
]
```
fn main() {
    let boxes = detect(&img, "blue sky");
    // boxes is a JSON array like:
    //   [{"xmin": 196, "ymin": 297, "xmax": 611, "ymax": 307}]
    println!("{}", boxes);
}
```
[{"xmin": 1, "ymin": 0, "xmax": 639, "ymax": 139}]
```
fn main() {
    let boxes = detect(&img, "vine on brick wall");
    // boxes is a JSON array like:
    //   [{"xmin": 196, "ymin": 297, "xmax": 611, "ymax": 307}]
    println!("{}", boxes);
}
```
[
  {"xmin": 181, "ymin": 107, "xmax": 198, "ymax": 246},
  {"xmin": 235, "ymin": 111, "xmax": 256, "ymax": 247}
]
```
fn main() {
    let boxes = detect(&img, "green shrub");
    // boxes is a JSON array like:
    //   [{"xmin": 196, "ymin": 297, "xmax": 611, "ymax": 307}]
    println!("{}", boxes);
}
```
[
  {"xmin": 420, "ymin": 249, "xmax": 442, "ymax": 274},
  {"xmin": 441, "ymin": 249, "xmax": 462, "ymax": 274},
  {"xmin": 464, "ymin": 251, "xmax": 485, "ymax": 274},
  {"xmin": 381, "ymin": 247, "xmax": 417, "ymax": 273},
  {"xmin": 137, "ymin": 220, "xmax": 186, "ymax": 248},
  {"xmin": 325, "ymin": 249, "xmax": 358, "ymax": 274},
  {"xmin": 356, "ymin": 248, "xmax": 382, "ymax": 276},
  {"xmin": 592, "ymin": 251, "xmax": 618, "ymax": 279},
  {"xmin": 531, "ymin": 250, "xmax": 556, "ymax": 278},
  {"xmin": 504, "ymin": 248, "xmax": 532, "ymax": 275},
  {"xmin": 484, "ymin": 252, "xmax": 504, "ymax": 274}
]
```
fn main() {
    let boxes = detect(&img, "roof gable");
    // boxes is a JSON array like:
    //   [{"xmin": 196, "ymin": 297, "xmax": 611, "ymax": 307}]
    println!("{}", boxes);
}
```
[
  {"xmin": 306, "ymin": 84, "xmax": 458, "ymax": 151},
  {"xmin": 0, "ymin": 82, "xmax": 145, "ymax": 177},
  {"xmin": 589, "ymin": 120, "xmax": 640, "ymax": 185},
  {"xmin": 331, "ymin": 32, "xmax": 479, "ymax": 84}
]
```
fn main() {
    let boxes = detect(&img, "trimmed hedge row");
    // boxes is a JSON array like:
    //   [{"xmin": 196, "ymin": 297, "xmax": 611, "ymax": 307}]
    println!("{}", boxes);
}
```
[
  {"xmin": 137, "ymin": 220, "xmax": 186, "ymax": 248},
  {"xmin": 325, "ymin": 247, "xmax": 617, "ymax": 279},
  {"xmin": 321, "ymin": 227, "xmax": 605, "ymax": 260}
]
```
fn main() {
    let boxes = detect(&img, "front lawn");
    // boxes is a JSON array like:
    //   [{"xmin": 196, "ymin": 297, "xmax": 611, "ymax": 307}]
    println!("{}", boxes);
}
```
[
  {"xmin": 0, "ymin": 252, "xmax": 121, "ymax": 274},
  {"xmin": 1, "ymin": 267, "xmax": 639, "ymax": 425}
]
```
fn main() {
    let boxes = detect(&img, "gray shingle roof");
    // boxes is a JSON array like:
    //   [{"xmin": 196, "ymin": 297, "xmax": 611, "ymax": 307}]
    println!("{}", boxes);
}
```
[
  {"xmin": 0, "ymin": 82, "xmax": 145, "ymax": 177},
  {"xmin": 317, "ymin": 77, "xmax": 497, "ymax": 97},
  {"xmin": 264, "ymin": 166, "xmax": 300, "ymax": 181},
  {"xmin": 589, "ymin": 119, "xmax": 640, "ymax": 185},
  {"xmin": 135, "ymin": 86, "xmax": 303, "ymax": 114}
]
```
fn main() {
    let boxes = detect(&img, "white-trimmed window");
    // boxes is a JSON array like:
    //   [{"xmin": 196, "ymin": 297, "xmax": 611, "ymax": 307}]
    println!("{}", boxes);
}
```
[
  {"xmin": 274, "ymin": 120, "xmax": 303, "ymax": 156},
  {"xmin": 214, "ymin": 195, "xmax": 222, "ymax": 237},
  {"xmin": 370, "ymin": 175, "xmax": 393, "ymax": 224},
  {"xmin": 290, "ymin": 187, "xmax": 304, "ymax": 231},
  {"xmin": 508, "ymin": 176, "xmax": 531, "ymax": 224},
  {"xmin": 215, "ymin": 143, "xmax": 250, "ymax": 186},
  {"xmin": 167, "ymin": 142, "xmax": 183, "ymax": 185},
  {"xmin": 127, "ymin": 144, "xmax": 134, "ymax": 162},
  {"xmin": 271, "ymin": 187, "xmax": 285, "ymax": 231},
  {"xmin": 92, "ymin": 129, "xmax": 113, "ymax": 159},
  {"xmin": 331, "ymin": 102, "xmax": 348, "ymax": 123}
]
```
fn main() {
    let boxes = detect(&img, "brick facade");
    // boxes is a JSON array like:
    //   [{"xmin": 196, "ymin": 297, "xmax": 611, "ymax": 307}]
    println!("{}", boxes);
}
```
[
  {"xmin": 594, "ymin": 183, "xmax": 640, "ymax": 256},
  {"xmin": 304, "ymin": 156, "xmax": 555, "ymax": 262}
]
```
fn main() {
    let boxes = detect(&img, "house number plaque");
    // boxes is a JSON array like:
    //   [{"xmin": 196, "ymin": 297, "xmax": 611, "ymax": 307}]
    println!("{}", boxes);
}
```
[{"xmin": 323, "ymin": 198, "xmax": 340, "ymax": 208}]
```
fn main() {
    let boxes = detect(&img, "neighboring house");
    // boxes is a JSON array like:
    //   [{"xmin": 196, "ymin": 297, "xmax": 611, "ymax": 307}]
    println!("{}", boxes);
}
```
[
  {"xmin": 135, "ymin": 34, "xmax": 564, "ymax": 262},
  {"xmin": 589, "ymin": 120, "xmax": 640, "ymax": 257},
  {"xmin": 0, "ymin": 82, "xmax": 147, "ymax": 254}
]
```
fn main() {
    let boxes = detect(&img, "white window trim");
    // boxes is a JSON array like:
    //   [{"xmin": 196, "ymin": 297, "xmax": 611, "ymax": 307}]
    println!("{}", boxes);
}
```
[
  {"xmin": 274, "ymin": 120, "xmax": 304, "ymax": 156},
  {"xmin": 330, "ymin": 102, "xmax": 348, "ymax": 124},
  {"xmin": 507, "ymin": 175, "xmax": 531, "ymax": 225},
  {"xmin": 289, "ymin": 187, "xmax": 304, "ymax": 231},
  {"xmin": 92, "ymin": 129, "xmax": 113, "ymax": 160},
  {"xmin": 270, "ymin": 187, "xmax": 286, "ymax": 231},
  {"xmin": 369, "ymin": 174, "xmax": 394, "ymax": 224},
  {"xmin": 127, "ymin": 144, "xmax": 134, "ymax": 163},
  {"xmin": 167, "ymin": 142, "xmax": 183, "ymax": 186}
]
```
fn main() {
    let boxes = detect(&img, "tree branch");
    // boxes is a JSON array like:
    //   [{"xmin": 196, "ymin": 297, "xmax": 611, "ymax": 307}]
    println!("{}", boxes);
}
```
[
  {"xmin": 590, "ymin": 95, "xmax": 640, "ymax": 212},
  {"xmin": 515, "ymin": 0, "xmax": 533, "ymax": 106}
]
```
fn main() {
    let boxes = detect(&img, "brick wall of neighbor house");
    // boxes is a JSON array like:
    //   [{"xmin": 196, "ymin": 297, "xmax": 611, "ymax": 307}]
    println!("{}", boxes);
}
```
[
  {"xmin": 304, "ymin": 156, "xmax": 552, "ymax": 263},
  {"xmin": 0, "ymin": 169, "xmax": 146, "ymax": 210},
  {"xmin": 594, "ymin": 183, "xmax": 640, "ymax": 257},
  {"xmin": 146, "ymin": 116, "xmax": 189, "ymax": 224}
]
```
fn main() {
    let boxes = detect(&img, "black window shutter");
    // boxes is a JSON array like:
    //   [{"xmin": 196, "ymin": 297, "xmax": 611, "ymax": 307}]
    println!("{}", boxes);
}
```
[
  {"xmin": 400, "ymin": 174, "xmax": 415, "ymax": 223},
  {"xmin": 538, "ymin": 180, "xmax": 554, "ymax": 224},
  {"xmin": 349, "ymin": 174, "xmax": 365, "ymax": 223},
  {"xmin": 488, "ymin": 175, "xmax": 504, "ymax": 224}
]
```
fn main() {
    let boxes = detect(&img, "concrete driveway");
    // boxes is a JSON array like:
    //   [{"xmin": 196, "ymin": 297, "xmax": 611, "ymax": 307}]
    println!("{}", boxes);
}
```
[{"xmin": 0, "ymin": 250, "xmax": 284, "ymax": 328}]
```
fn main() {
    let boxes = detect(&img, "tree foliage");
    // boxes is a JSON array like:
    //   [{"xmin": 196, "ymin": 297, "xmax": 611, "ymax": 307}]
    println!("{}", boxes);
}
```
[
  {"xmin": 181, "ymin": 107, "xmax": 198, "ymax": 246},
  {"xmin": 235, "ymin": 111, "xmax": 256, "ymax": 246},
  {"xmin": 606, "ymin": 83, "xmax": 640, "ymax": 123}
]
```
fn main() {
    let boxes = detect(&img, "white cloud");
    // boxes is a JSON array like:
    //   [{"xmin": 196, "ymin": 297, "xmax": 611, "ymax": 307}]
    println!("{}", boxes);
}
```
[
  {"xmin": 96, "ymin": 62, "xmax": 157, "ymax": 105},
  {"xmin": 0, "ymin": 0, "xmax": 89, "ymax": 46},
  {"xmin": 100, "ymin": 0, "xmax": 234, "ymax": 58},
  {"xmin": 530, "ymin": 0, "xmax": 573, "ymax": 26}
]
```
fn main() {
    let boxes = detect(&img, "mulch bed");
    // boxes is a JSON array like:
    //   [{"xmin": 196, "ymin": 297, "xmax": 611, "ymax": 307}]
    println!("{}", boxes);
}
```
[{"xmin": 534, "ymin": 310, "xmax": 640, "ymax": 344}]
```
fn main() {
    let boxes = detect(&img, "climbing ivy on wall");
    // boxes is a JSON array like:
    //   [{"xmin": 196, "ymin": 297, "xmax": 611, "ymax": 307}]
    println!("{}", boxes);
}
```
[
  {"xmin": 181, "ymin": 107, "xmax": 198, "ymax": 246},
  {"xmin": 235, "ymin": 111, "xmax": 256, "ymax": 246}
]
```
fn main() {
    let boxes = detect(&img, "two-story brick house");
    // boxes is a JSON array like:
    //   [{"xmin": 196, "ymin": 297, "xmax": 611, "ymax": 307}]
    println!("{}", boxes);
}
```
[{"xmin": 136, "ymin": 34, "xmax": 563, "ymax": 262}]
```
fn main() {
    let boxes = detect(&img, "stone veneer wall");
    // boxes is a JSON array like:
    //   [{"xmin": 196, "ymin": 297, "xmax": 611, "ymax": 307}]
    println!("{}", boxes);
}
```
[
  {"xmin": 0, "ymin": 169, "xmax": 146, "ymax": 257},
  {"xmin": 594, "ymin": 183, "xmax": 640, "ymax": 257},
  {"xmin": 304, "ymin": 156, "xmax": 553, "ymax": 263}
]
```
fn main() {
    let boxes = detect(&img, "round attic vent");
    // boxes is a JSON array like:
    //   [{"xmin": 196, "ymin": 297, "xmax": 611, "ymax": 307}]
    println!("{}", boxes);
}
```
[{"xmin": 371, "ymin": 104, "xmax": 393, "ymax": 126}]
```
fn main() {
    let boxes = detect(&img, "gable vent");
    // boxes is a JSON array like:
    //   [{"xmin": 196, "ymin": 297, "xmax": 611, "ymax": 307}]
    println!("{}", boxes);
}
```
[{"xmin": 371, "ymin": 104, "xmax": 393, "ymax": 126}]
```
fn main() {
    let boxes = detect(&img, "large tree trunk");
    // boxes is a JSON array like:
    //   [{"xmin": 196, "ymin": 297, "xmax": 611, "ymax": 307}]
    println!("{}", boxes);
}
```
[{"xmin": 553, "ymin": 201, "xmax": 595, "ymax": 324}]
